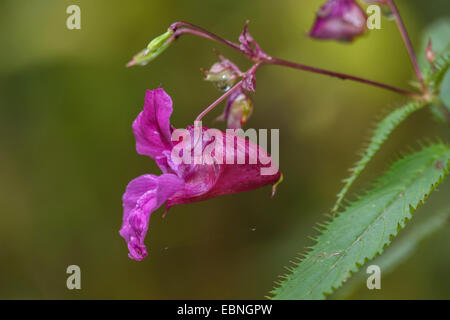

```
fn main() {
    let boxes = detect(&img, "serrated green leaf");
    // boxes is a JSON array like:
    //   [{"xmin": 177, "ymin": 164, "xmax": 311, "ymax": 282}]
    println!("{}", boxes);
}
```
[
  {"xmin": 271, "ymin": 143, "xmax": 450, "ymax": 300},
  {"xmin": 332, "ymin": 209, "xmax": 450, "ymax": 299},
  {"xmin": 332, "ymin": 101, "xmax": 428, "ymax": 212}
]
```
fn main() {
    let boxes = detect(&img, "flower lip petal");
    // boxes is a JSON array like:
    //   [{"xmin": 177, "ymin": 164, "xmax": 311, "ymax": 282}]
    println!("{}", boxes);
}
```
[{"xmin": 120, "ymin": 173, "xmax": 184, "ymax": 261}]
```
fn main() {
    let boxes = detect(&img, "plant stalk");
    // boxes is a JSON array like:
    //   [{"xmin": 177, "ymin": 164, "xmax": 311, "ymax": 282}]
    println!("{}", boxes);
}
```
[
  {"xmin": 196, "ymin": 80, "xmax": 243, "ymax": 121},
  {"xmin": 265, "ymin": 57, "xmax": 420, "ymax": 97},
  {"xmin": 386, "ymin": 0, "xmax": 425, "ymax": 90}
]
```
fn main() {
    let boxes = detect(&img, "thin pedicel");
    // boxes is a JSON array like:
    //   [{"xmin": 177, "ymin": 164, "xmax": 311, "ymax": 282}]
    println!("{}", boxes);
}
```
[{"xmin": 385, "ymin": 0, "xmax": 425, "ymax": 91}]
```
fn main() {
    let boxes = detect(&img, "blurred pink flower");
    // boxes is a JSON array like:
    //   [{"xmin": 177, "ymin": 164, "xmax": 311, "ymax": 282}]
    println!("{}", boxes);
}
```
[{"xmin": 309, "ymin": 0, "xmax": 367, "ymax": 42}]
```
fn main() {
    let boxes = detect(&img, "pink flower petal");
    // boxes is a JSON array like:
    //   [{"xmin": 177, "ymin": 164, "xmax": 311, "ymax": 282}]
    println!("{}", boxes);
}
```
[
  {"xmin": 120, "ymin": 173, "xmax": 184, "ymax": 261},
  {"xmin": 133, "ymin": 89, "xmax": 174, "ymax": 160}
]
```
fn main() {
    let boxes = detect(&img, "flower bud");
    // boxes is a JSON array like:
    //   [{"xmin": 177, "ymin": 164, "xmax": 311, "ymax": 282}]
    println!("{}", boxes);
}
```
[
  {"xmin": 203, "ymin": 57, "xmax": 241, "ymax": 92},
  {"xmin": 426, "ymin": 38, "xmax": 436, "ymax": 65},
  {"xmin": 217, "ymin": 89, "xmax": 253, "ymax": 129},
  {"xmin": 309, "ymin": 0, "xmax": 366, "ymax": 42},
  {"xmin": 127, "ymin": 29, "xmax": 174, "ymax": 67}
]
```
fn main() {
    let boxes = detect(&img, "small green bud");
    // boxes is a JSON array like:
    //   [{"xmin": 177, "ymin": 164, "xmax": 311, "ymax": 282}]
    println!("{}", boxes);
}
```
[
  {"xmin": 202, "ymin": 58, "xmax": 241, "ymax": 92},
  {"xmin": 425, "ymin": 39, "xmax": 436, "ymax": 65},
  {"xmin": 127, "ymin": 29, "xmax": 174, "ymax": 67},
  {"xmin": 229, "ymin": 91, "xmax": 253, "ymax": 127},
  {"xmin": 217, "ymin": 89, "xmax": 253, "ymax": 129}
]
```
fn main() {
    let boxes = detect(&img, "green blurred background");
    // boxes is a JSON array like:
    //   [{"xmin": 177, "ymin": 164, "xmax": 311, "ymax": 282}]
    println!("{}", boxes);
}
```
[{"xmin": 0, "ymin": 0, "xmax": 449, "ymax": 299}]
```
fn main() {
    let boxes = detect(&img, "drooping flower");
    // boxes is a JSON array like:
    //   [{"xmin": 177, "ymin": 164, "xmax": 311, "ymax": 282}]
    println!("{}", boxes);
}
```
[
  {"xmin": 309, "ymin": 0, "xmax": 367, "ymax": 42},
  {"xmin": 216, "ymin": 88, "xmax": 254, "ymax": 129},
  {"xmin": 120, "ymin": 88, "xmax": 281, "ymax": 261}
]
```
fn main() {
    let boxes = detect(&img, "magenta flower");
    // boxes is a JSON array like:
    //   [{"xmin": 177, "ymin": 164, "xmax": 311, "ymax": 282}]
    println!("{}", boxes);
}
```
[
  {"xmin": 120, "ymin": 88, "xmax": 281, "ymax": 261},
  {"xmin": 309, "ymin": 0, "xmax": 367, "ymax": 42}
]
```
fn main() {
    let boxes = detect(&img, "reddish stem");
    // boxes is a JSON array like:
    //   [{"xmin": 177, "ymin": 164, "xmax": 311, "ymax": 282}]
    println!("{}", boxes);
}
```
[
  {"xmin": 266, "ymin": 57, "xmax": 420, "ymax": 97},
  {"xmin": 170, "ymin": 22, "xmax": 241, "ymax": 53},
  {"xmin": 169, "ymin": 21, "xmax": 421, "ymax": 98},
  {"xmin": 386, "ymin": 0, "xmax": 425, "ymax": 90},
  {"xmin": 196, "ymin": 80, "xmax": 243, "ymax": 121}
]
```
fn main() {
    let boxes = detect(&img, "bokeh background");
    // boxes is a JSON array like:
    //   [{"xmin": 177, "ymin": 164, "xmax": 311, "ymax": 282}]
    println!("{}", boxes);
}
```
[{"xmin": 0, "ymin": 0, "xmax": 449, "ymax": 299}]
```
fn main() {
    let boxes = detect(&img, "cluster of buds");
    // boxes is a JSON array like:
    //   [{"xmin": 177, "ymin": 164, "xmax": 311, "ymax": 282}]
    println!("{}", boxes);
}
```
[
  {"xmin": 202, "ymin": 52, "xmax": 255, "ymax": 129},
  {"xmin": 125, "ymin": 0, "xmax": 420, "ymax": 132}
]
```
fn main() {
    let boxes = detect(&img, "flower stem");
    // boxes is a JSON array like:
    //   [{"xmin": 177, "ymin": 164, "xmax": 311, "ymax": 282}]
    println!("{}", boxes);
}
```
[
  {"xmin": 196, "ymin": 80, "xmax": 243, "ymax": 121},
  {"xmin": 266, "ymin": 57, "xmax": 420, "ymax": 97},
  {"xmin": 170, "ymin": 21, "xmax": 421, "ymax": 98},
  {"xmin": 386, "ymin": 0, "xmax": 424, "ymax": 90},
  {"xmin": 170, "ymin": 21, "xmax": 241, "ymax": 53}
]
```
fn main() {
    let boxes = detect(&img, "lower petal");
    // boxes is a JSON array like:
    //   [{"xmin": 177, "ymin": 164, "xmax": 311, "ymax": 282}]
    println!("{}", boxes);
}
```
[{"xmin": 120, "ymin": 173, "xmax": 184, "ymax": 261}]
